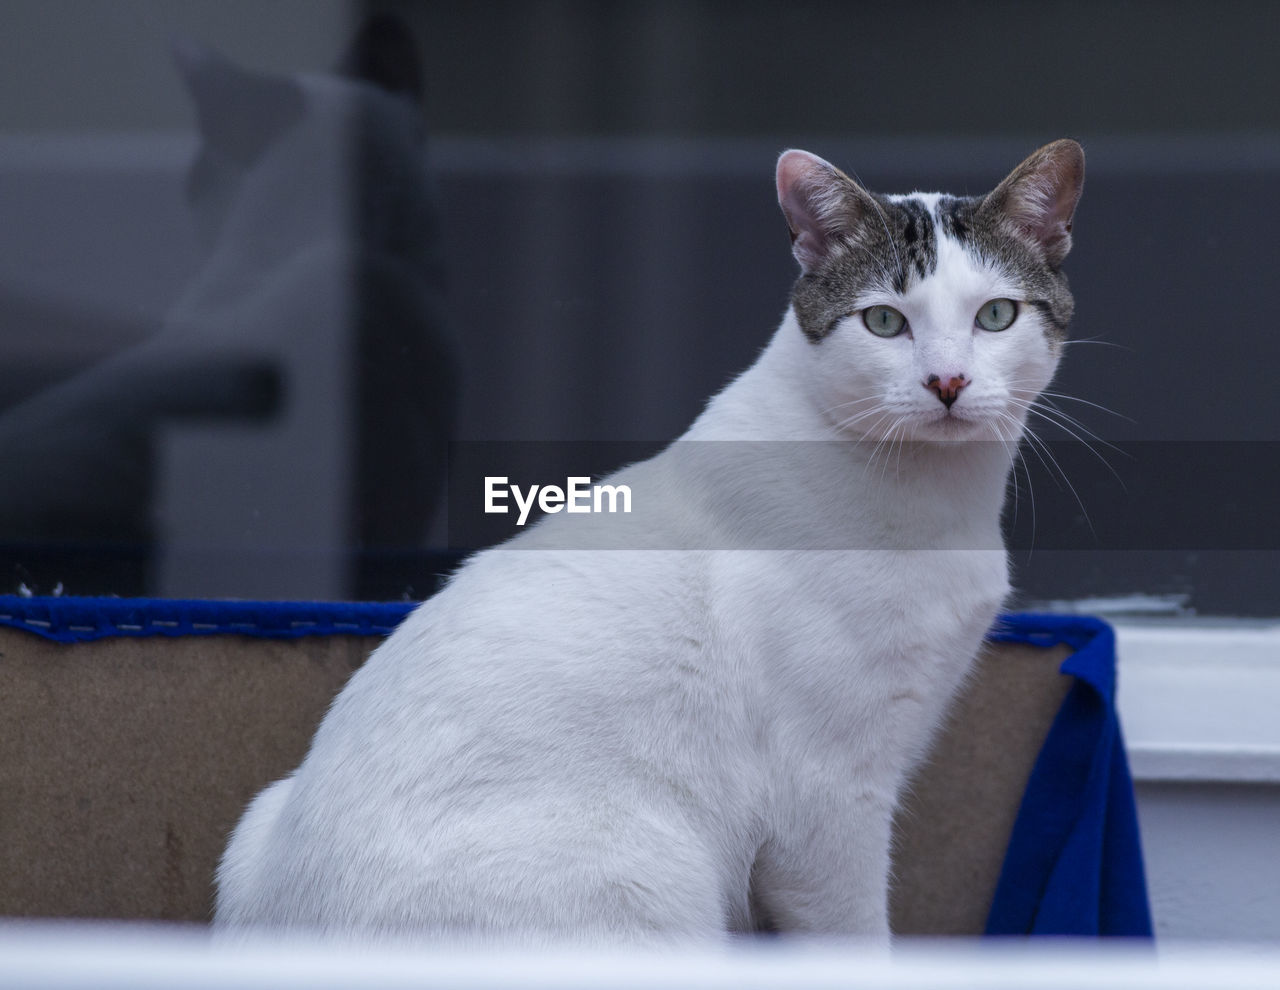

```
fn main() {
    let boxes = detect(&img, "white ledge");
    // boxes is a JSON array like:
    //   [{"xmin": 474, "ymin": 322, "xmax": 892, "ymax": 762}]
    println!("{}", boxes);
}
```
[
  {"xmin": 1, "ymin": 924, "xmax": 1280, "ymax": 989},
  {"xmin": 1114, "ymin": 621, "xmax": 1280, "ymax": 783}
]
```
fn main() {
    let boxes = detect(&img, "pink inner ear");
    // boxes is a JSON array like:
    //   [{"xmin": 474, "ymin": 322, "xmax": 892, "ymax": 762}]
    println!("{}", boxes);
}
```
[
  {"xmin": 1000, "ymin": 142, "xmax": 1085, "ymax": 264},
  {"xmin": 776, "ymin": 151, "xmax": 821, "ymax": 210},
  {"xmin": 1020, "ymin": 172, "xmax": 1076, "ymax": 241},
  {"xmin": 776, "ymin": 150, "xmax": 843, "ymax": 273}
]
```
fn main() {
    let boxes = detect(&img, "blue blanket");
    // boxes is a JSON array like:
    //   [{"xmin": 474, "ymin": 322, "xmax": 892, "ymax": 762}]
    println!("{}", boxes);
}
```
[
  {"xmin": 0, "ymin": 597, "xmax": 1151, "ymax": 937},
  {"xmin": 986, "ymin": 613, "xmax": 1153, "ymax": 937}
]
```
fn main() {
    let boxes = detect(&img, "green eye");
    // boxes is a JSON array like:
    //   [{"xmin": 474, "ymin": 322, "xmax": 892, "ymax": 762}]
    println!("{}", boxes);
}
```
[
  {"xmin": 976, "ymin": 298, "xmax": 1017, "ymax": 332},
  {"xmin": 863, "ymin": 305, "xmax": 907, "ymax": 338}
]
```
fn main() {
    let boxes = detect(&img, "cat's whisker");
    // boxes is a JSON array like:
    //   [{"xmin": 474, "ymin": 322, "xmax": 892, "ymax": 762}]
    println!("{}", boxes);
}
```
[
  {"xmin": 821, "ymin": 395, "xmax": 882, "ymax": 418},
  {"xmin": 1008, "ymin": 395, "xmax": 1108, "ymax": 444},
  {"xmin": 862, "ymin": 412, "xmax": 904, "ymax": 484},
  {"xmin": 881, "ymin": 416, "xmax": 911, "ymax": 488},
  {"xmin": 1005, "ymin": 381, "xmax": 1134, "ymax": 432},
  {"xmin": 1032, "ymin": 403, "xmax": 1132, "ymax": 465},
  {"xmin": 1060, "ymin": 337, "xmax": 1133, "ymax": 353},
  {"xmin": 888, "ymin": 416, "xmax": 911, "ymax": 467},
  {"xmin": 1017, "ymin": 420, "xmax": 1098, "ymax": 538},
  {"xmin": 1004, "ymin": 381, "xmax": 1133, "ymax": 433},
  {"xmin": 985, "ymin": 410, "xmax": 1019, "ymax": 467},
  {"xmin": 833, "ymin": 402, "xmax": 894, "ymax": 438},
  {"xmin": 893, "ymin": 422, "xmax": 908, "ymax": 481},
  {"xmin": 987, "ymin": 412, "xmax": 1035, "ymax": 549},
  {"xmin": 862, "ymin": 423, "xmax": 891, "ymax": 480},
  {"xmin": 824, "ymin": 394, "xmax": 888, "ymax": 433},
  {"xmin": 1035, "ymin": 391, "xmax": 1136, "ymax": 425},
  {"xmin": 1006, "ymin": 396, "xmax": 1129, "ymax": 491},
  {"xmin": 1003, "ymin": 391, "xmax": 1116, "ymax": 452},
  {"xmin": 1001, "ymin": 411, "xmax": 1038, "ymax": 536},
  {"xmin": 1026, "ymin": 402, "xmax": 1114, "ymax": 440}
]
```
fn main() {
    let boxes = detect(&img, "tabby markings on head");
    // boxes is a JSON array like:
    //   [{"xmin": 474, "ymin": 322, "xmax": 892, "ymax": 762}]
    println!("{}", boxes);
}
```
[{"xmin": 791, "ymin": 193, "xmax": 1074, "ymax": 345}]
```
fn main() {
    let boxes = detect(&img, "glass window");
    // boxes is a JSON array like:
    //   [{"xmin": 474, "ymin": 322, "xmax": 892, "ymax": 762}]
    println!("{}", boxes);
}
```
[{"xmin": 1, "ymin": 1, "xmax": 1276, "ymax": 614}]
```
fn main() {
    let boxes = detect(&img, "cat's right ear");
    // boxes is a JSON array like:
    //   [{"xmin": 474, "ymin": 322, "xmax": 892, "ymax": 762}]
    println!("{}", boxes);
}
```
[
  {"xmin": 776, "ymin": 150, "xmax": 873, "ymax": 273},
  {"xmin": 983, "ymin": 139, "xmax": 1085, "ymax": 267}
]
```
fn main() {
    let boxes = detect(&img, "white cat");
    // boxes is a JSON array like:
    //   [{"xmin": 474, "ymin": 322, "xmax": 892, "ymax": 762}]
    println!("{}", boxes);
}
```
[{"xmin": 214, "ymin": 140, "xmax": 1085, "ymax": 942}]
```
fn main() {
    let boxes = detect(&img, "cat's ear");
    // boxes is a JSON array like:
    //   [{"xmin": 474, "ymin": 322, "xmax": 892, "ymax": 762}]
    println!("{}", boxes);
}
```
[
  {"xmin": 776, "ymin": 150, "xmax": 878, "ymax": 273},
  {"xmin": 337, "ymin": 13, "xmax": 424, "ymax": 106},
  {"xmin": 172, "ymin": 37, "xmax": 304, "ymax": 167},
  {"xmin": 983, "ymin": 139, "xmax": 1085, "ymax": 267}
]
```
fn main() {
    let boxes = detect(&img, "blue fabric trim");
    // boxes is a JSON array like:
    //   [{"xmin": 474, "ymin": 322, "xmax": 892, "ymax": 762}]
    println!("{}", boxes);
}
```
[
  {"xmin": 0, "ymin": 597, "xmax": 1152, "ymax": 936},
  {"xmin": 0, "ymin": 595, "xmax": 415, "ymax": 643},
  {"xmin": 984, "ymin": 612, "xmax": 1154, "ymax": 938}
]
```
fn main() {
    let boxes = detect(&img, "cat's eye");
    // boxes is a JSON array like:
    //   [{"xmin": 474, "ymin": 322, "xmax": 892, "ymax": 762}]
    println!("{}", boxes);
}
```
[
  {"xmin": 863, "ymin": 305, "xmax": 907, "ymax": 338},
  {"xmin": 976, "ymin": 298, "xmax": 1017, "ymax": 332}
]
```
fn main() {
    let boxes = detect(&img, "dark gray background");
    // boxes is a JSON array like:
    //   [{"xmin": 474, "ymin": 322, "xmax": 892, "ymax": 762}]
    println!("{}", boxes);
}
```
[{"xmin": 1, "ymin": 1, "xmax": 1276, "ymax": 613}]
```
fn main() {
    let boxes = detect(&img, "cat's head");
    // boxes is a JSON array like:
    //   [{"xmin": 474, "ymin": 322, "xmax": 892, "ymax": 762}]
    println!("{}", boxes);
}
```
[
  {"xmin": 776, "ymin": 141, "xmax": 1084, "ymax": 444},
  {"xmin": 173, "ymin": 15, "xmax": 433, "ymax": 263}
]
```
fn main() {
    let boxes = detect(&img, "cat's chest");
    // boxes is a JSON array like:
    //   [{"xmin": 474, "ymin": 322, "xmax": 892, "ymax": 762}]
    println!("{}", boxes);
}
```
[
  {"xmin": 725, "ymin": 547, "xmax": 1007, "ymax": 724},
  {"xmin": 739, "ymin": 545, "xmax": 1005, "ymax": 641}
]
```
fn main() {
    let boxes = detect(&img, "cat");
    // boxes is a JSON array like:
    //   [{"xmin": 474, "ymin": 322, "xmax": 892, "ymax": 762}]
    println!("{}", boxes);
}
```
[
  {"xmin": 214, "ymin": 139, "xmax": 1084, "ymax": 943},
  {"xmin": 0, "ymin": 15, "xmax": 452, "ymax": 599}
]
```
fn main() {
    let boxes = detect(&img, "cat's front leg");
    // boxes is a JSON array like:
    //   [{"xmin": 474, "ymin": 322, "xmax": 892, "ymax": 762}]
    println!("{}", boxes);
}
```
[{"xmin": 750, "ymin": 793, "xmax": 895, "ymax": 937}]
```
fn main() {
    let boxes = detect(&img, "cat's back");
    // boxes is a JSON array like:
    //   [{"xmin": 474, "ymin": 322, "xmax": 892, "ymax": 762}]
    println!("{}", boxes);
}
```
[{"xmin": 216, "ymin": 531, "xmax": 766, "ymax": 935}]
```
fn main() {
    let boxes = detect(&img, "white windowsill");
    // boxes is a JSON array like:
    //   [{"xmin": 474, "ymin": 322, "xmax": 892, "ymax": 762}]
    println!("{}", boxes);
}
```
[
  {"xmin": 2, "ymin": 923, "xmax": 1280, "ymax": 988},
  {"xmin": 1114, "ymin": 620, "xmax": 1280, "ymax": 784}
]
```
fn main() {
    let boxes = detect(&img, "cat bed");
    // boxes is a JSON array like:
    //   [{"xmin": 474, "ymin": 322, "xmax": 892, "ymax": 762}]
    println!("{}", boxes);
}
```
[{"xmin": 0, "ymin": 597, "xmax": 1150, "ymax": 937}]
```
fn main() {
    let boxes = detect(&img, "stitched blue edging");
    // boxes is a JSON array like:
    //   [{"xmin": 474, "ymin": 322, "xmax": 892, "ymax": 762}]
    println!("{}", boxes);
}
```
[
  {"xmin": 987, "ymin": 611, "xmax": 1116, "ymax": 699},
  {"xmin": 0, "ymin": 599, "xmax": 1104, "ymax": 648},
  {"xmin": 988, "ymin": 611, "xmax": 1111, "ymax": 652},
  {"xmin": 0, "ymin": 595, "xmax": 416, "ymax": 643}
]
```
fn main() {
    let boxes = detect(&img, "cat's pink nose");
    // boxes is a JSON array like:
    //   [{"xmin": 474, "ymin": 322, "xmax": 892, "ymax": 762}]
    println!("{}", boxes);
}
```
[{"xmin": 924, "ymin": 374, "xmax": 969, "ymax": 409}]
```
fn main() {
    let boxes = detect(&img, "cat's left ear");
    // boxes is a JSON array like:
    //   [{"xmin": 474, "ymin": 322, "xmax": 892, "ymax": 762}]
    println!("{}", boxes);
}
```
[{"xmin": 983, "ymin": 139, "xmax": 1085, "ymax": 267}]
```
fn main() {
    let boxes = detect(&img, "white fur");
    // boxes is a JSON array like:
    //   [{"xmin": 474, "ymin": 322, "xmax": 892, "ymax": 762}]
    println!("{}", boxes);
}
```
[{"xmin": 214, "ymin": 167, "xmax": 1062, "ymax": 944}]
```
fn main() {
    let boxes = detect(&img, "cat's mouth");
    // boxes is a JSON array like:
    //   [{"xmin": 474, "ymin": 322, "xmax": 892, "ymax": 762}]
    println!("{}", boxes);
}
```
[{"xmin": 918, "ymin": 408, "xmax": 989, "ymax": 441}]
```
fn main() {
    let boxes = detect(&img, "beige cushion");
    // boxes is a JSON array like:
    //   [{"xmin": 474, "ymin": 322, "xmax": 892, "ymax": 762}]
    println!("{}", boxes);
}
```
[{"xmin": 0, "ymin": 626, "xmax": 1068, "ymax": 932}]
